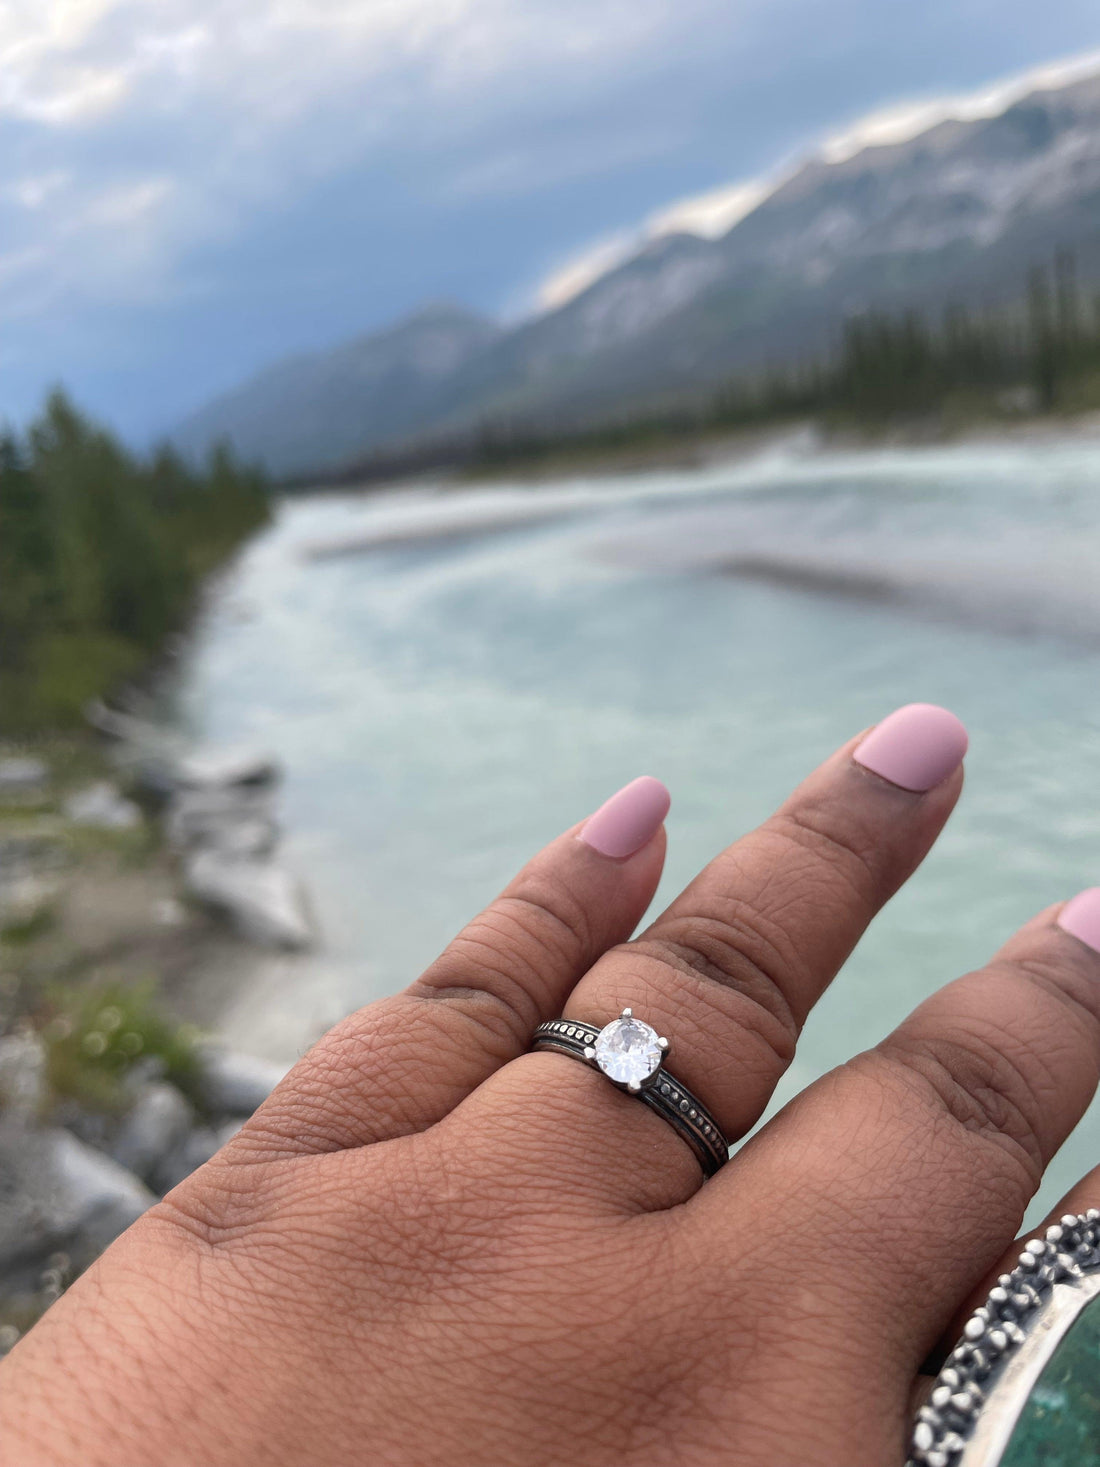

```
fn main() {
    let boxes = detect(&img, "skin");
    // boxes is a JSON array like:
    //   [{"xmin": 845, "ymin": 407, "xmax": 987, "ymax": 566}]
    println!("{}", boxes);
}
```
[{"xmin": 3, "ymin": 730, "xmax": 1100, "ymax": 1467}]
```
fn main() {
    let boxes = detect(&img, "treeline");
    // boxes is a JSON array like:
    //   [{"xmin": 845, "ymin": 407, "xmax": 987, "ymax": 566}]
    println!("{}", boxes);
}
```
[
  {"xmin": 318, "ymin": 250, "xmax": 1100, "ymax": 486},
  {"xmin": 804, "ymin": 250, "xmax": 1100, "ymax": 421},
  {"xmin": 0, "ymin": 391, "xmax": 270, "ymax": 731}
]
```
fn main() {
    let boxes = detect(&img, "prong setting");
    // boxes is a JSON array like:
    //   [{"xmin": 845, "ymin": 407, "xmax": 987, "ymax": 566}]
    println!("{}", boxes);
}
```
[{"xmin": 591, "ymin": 1011, "xmax": 663, "ymax": 1090}]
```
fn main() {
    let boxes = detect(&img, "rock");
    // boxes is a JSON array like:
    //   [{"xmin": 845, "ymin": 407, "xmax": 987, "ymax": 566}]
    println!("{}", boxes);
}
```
[
  {"xmin": 85, "ymin": 708, "xmax": 312, "ymax": 956},
  {"xmin": 183, "ymin": 851, "xmax": 311, "ymax": 949},
  {"xmin": 125, "ymin": 755, "xmax": 184, "ymax": 804},
  {"xmin": 154, "ymin": 897, "xmax": 187, "ymax": 926},
  {"xmin": 84, "ymin": 700, "xmax": 166, "ymax": 745},
  {"xmin": 164, "ymin": 786, "xmax": 278, "ymax": 856},
  {"xmin": 0, "ymin": 873, "xmax": 59, "ymax": 933},
  {"xmin": 109, "ymin": 1083, "xmax": 194, "ymax": 1182},
  {"xmin": 85, "ymin": 706, "xmax": 279, "ymax": 799},
  {"xmin": 48, "ymin": 1131, "xmax": 155, "ymax": 1254},
  {"xmin": 63, "ymin": 781, "xmax": 142, "ymax": 831},
  {"xmin": 196, "ymin": 1047, "xmax": 288, "ymax": 1116},
  {"xmin": 0, "ymin": 1031, "xmax": 47, "ymax": 1121},
  {"xmin": 174, "ymin": 747, "xmax": 280, "ymax": 790},
  {"xmin": 0, "ymin": 757, "xmax": 48, "ymax": 795},
  {"xmin": 152, "ymin": 1118, "xmax": 243, "ymax": 1194},
  {"xmin": 0, "ymin": 1121, "xmax": 154, "ymax": 1271}
]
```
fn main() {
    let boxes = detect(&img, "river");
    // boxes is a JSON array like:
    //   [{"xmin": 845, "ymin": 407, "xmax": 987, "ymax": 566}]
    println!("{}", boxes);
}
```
[{"xmin": 175, "ymin": 432, "xmax": 1100, "ymax": 1222}]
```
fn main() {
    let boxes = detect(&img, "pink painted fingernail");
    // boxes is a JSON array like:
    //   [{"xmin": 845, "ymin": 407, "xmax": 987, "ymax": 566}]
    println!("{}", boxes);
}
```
[
  {"xmin": 1058, "ymin": 889, "xmax": 1100, "ymax": 954},
  {"xmin": 579, "ymin": 776, "xmax": 670, "ymax": 858},
  {"xmin": 853, "ymin": 703, "xmax": 968, "ymax": 792}
]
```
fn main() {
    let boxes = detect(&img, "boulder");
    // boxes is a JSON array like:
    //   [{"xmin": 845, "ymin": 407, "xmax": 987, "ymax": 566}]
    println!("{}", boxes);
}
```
[
  {"xmin": 0, "ymin": 1121, "xmax": 154, "ymax": 1271},
  {"xmin": 0, "ymin": 873, "xmax": 59, "ymax": 932},
  {"xmin": 164, "ymin": 786, "xmax": 278, "ymax": 856},
  {"xmin": 174, "ymin": 748, "xmax": 279, "ymax": 790},
  {"xmin": 85, "ymin": 705, "xmax": 277, "ymax": 798},
  {"xmin": 0, "ymin": 1030, "xmax": 47, "ymax": 1122},
  {"xmin": 196, "ymin": 1046, "xmax": 288, "ymax": 1116},
  {"xmin": 63, "ymin": 781, "xmax": 142, "ymax": 831},
  {"xmin": 152, "ymin": 1118, "xmax": 244, "ymax": 1194},
  {"xmin": 109, "ymin": 1082, "xmax": 195, "ymax": 1183},
  {"xmin": 183, "ymin": 851, "xmax": 311, "ymax": 949},
  {"xmin": 84, "ymin": 701, "xmax": 166, "ymax": 745},
  {"xmin": 0, "ymin": 757, "xmax": 48, "ymax": 795}
]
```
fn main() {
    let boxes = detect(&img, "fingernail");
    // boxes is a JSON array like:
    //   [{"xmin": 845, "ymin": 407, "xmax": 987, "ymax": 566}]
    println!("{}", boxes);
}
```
[
  {"xmin": 579, "ymin": 776, "xmax": 670, "ymax": 858},
  {"xmin": 853, "ymin": 703, "xmax": 968, "ymax": 792},
  {"xmin": 1058, "ymin": 888, "xmax": 1100, "ymax": 954}
]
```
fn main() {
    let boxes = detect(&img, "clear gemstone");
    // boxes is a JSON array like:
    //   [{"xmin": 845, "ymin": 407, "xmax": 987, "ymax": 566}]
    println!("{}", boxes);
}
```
[{"xmin": 593, "ymin": 1016, "xmax": 662, "ymax": 1087}]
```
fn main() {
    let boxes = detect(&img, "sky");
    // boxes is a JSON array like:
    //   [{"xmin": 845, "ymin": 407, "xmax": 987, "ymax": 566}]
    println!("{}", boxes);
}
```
[{"xmin": 3, "ymin": 1, "xmax": 1100, "ymax": 443}]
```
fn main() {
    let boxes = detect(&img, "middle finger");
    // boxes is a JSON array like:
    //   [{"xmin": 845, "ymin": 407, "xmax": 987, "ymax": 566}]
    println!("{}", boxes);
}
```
[{"xmin": 455, "ymin": 702, "xmax": 968, "ymax": 1208}]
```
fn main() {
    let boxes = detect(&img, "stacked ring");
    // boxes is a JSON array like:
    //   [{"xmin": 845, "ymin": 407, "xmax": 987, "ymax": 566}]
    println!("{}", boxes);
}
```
[{"xmin": 532, "ymin": 1009, "xmax": 729, "ymax": 1178}]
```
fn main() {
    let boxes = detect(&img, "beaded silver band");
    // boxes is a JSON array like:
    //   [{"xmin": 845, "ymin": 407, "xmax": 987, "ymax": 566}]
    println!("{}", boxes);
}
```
[
  {"xmin": 909, "ymin": 1208, "xmax": 1100, "ymax": 1467},
  {"xmin": 532, "ymin": 1017, "xmax": 729, "ymax": 1178}
]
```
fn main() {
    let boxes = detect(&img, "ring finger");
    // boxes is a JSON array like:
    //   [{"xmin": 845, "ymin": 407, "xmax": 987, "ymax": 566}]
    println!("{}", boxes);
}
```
[{"xmin": 452, "ymin": 702, "xmax": 969, "ymax": 1207}]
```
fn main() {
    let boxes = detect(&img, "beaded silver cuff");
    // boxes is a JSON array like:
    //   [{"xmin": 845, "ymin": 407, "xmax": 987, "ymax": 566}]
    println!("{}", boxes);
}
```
[{"xmin": 909, "ymin": 1209, "xmax": 1100, "ymax": 1467}]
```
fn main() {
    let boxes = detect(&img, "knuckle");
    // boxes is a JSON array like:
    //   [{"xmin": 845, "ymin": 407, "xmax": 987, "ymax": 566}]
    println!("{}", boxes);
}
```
[
  {"xmin": 1000, "ymin": 949, "xmax": 1100, "ymax": 1033},
  {"xmin": 414, "ymin": 875, "xmax": 595, "ymax": 1042},
  {"xmin": 255, "ymin": 1008, "xmax": 461, "ymax": 1151},
  {"xmin": 767, "ymin": 803, "xmax": 884, "ymax": 909},
  {"xmin": 876, "ymin": 1021, "xmax": 1049, "ymax": 1187},
  {"xmin": 632, "ymin": 907, "xmax": 801, "ymax": 1069},
  {"xmin": 149, "ymin": 1150, "xmax": 289, "ymax": 1253}
]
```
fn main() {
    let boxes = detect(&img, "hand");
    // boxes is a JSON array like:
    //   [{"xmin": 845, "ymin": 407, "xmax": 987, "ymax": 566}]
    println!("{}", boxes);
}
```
[{"xmin": 5, "ymin": 704, "xmax": 1100, "ymax": 1467}]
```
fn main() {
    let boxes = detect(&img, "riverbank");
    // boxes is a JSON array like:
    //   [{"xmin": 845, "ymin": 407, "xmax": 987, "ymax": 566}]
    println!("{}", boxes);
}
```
[
  {"xmin": 0, "ymin": 392, "xmax": 283, "ymax": 1354},
  {"xmin": 0, "ymin": 390, "xmax": 270, "ymax": 736},
  {"xmin": 446, "ymin": 406, "xmax": 1100, "ymax": 487},
  {"xmin": 0, "ymin": 729, "xmax": 306, "ymax": 1351}
]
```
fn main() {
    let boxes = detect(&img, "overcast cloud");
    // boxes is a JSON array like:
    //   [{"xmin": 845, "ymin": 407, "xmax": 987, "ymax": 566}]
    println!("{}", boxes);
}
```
[{"xmin": 2, "ymin": 0, "xmax": 1100, "ymax": 440}]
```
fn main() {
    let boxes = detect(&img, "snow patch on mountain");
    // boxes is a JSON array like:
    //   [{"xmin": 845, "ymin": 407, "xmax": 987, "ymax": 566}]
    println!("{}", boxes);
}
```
[{"xmin": 535, "ymin": 47, "xmax": 1100, "ymax": 312}]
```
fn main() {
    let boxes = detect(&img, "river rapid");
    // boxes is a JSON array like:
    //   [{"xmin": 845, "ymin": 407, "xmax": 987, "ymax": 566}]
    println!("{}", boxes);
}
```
[{"xmin": 175, "ymin": 433, "xmax": 1100, "ymax": 1221}]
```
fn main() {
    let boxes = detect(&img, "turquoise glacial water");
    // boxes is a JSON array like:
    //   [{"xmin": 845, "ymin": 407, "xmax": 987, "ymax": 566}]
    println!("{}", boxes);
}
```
[{"xmin": 176, "ymin": 435, "xmax": 1100, "ymax": 1223}]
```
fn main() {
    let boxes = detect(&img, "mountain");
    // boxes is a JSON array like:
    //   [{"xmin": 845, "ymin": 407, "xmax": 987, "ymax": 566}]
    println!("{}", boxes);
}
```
[
  {"xmin": 173, "ymin": 304, "xmax": 501, "ymax": 477},
  {"xmin": 176, "ymin": 65, "xmax": 1100, "ymax": 476}
]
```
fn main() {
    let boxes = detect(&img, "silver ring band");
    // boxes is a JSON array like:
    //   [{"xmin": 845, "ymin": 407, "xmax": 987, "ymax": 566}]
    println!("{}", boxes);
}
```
[{"xmin": 532, "ymin": 1013, "xmax": 728, "ymax": 1178}]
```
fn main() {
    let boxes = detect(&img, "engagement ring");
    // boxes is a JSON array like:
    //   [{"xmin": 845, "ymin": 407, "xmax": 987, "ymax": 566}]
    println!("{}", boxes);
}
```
[{"xmin": 532, "ymin": 1009, "xmax": 729, "ymax": 1178}]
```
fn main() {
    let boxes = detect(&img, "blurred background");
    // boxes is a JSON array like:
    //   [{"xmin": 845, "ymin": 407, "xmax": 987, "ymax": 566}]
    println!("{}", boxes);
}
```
[{"xmin": 3, "ymin": 0, "xmax": 1100, "ymax": 1350}]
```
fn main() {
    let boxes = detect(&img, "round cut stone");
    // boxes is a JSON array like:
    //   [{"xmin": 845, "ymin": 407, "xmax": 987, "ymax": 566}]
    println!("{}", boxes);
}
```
[{"xmin": 593, "ymin": 1016, "xmax": 662, "ymax": 1087}]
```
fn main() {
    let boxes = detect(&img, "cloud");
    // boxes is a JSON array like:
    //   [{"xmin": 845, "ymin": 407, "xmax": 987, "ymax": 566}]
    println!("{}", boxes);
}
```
[
  {"xmin": 0, "ymin": 0, "xmax": 694, "ymax": 335},
  {"xmin": 5, "ymin": 1, "xmax": 1100, "ymax": 441},
  {"xmin": 4, "ymin": 169, "xmax": 71, "ymax": 210},
  {"xmin": 0, "ymin": 1, "xmax": 682, "ymax": 131}
]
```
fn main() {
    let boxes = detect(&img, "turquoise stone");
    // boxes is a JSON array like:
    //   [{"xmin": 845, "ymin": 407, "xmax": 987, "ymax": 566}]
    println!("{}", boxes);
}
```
[{"xmin": 1001, "ymin": 1293, "xmax": 1100, "ymax": 1466}]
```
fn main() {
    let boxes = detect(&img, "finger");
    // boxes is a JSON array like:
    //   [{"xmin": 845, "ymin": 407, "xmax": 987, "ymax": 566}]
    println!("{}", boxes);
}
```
[
  {"xmin": 453, "ymin": 703, "xmax": 968, "ymax": 1209},
  {"xmin": 238, "ymin": 777, "xmax": 669, "ymax": 1157},
  {"xmin": 720, "ymin": 889, "xmax": 1100, "ymax": 1372}
]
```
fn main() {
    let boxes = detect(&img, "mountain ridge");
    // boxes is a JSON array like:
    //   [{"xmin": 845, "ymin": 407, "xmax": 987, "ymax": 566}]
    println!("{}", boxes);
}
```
[{"xmin": 174, "ymin": 61, "xmax": 1100, "ymax": 477}]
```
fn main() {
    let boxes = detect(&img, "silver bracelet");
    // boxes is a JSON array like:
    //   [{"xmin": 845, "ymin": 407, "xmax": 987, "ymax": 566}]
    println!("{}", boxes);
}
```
[{"xmin": 910, "ymin": 1209, "xmax": 1100, "ymax": 1466}]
